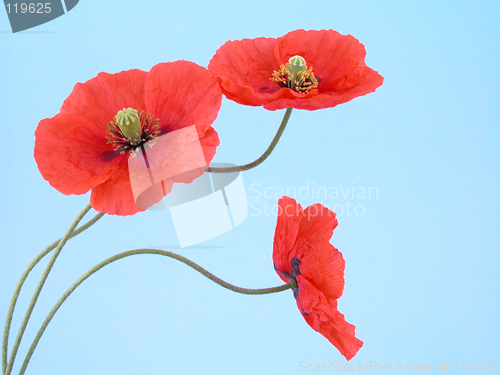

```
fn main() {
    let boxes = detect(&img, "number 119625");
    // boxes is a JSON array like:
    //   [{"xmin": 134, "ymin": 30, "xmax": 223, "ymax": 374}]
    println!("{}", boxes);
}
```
[
  {"xmin": 5, "ymin": 3, "xmax": 52, "ymax": 13},
  {"xmin": 454, "ymin": 361, "xmax": 498, "ymax": 371}
]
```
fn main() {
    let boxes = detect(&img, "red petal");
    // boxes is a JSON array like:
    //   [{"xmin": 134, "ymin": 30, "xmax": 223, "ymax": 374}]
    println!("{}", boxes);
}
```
[
  {"xmin": 34, "ymin": 113, "xmax": 118, "ymax": 195},
  {"xmin": 209, "ymin": 29, "xmax": 383, "ymax": 111},
  {"xmin": 272, "ymin": 197, "xmax": 304, "ymax": 280},
  {"xmin": 299, "ymin": 241, "xmax": 346, "ymax": 301},
  {"xmin": 92, "ymin": 128, "xmax": 218, "ymax": 216},
  {"xmin": 265, "ymin": 29, "xmax": 384, "ymax": 110},
  {"xmin": 208, "ymin": 37, "xmax": 279, "ymax": 106},
  {"xmin": 297, "ymin": 277, "xmax": 363, "ymax": 360},
  {"xmin": 275, "ymin": 29, "xmax": 367, "ymax": 86},
  {"xmin": 145, "ymin": 61, "xmax": 222, "ymax": 138},
  {"xmin": 60, "ymin": 69, "xmax": 148, "ymax": 129},
  {"xmin": 297, "ymin": 203, "xmax": 338, "ymax": 242},
  {"xmin": 90, "ymin": 157, "xmax": 145, "ymax": 216},
  {"xmin": 200, "ymin": 126, "xmax": 220, "ymax": 166},
  {"xmin": 294, "ymin": 204, "xmax": 344, "ymax": 300}
]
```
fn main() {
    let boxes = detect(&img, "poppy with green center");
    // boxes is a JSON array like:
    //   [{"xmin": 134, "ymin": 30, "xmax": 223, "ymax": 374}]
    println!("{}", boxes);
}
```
[
  {"xmin": 34, "ymin": 61, "xmax": 222, "ymax": 216},
  {"xmin": 208, "ymin": 29, "xmax": 383, "ymax": 110},
  {"xmin": 273, "ymin": 197, "xmax": 363, "ymax": 360}
]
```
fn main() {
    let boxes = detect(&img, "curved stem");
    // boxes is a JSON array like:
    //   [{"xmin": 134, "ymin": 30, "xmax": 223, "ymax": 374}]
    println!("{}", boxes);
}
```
[
  {"xmin": 207, "ymin": 108, "xmax": 293, "ymax": 173},
  {"xmin": 2, "ymin": 211, "xmax": 104, "ymax": 374},
  {"xmin": 4, "ymin": 204, "xmax": 92, "ymax": 375},
  {"xmin": 19, "ymin": 248, "xmax": 296, "ymax": 375}
]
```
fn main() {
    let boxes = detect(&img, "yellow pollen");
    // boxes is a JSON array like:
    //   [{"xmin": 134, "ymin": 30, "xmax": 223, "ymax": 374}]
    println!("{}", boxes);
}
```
[{"xmin": 270, "ymin": 59, "xmax": 318, "ymax": 94}]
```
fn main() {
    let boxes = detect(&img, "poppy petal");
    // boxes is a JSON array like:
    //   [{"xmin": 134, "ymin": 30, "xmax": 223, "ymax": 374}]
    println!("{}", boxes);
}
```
[
  {"xmin": 145, "ymin": 61, "xmax": 222, "ymax": 138},
  {"xmin": 272, "ymin": 197, "xmax": 362, "ymax": 360},
  {"xmin": 265, "ymin": 30, "xmax": 383, "ymax": 110},
  {"xmin": 60, "ymin": 69, "xmax": 148, "ymax": 129},
  {"xmin": 208, "ymin": 37, "xmax": 279, "ymax": 107},
  {"xmin": 89, "ymin": 156, "xmax": 145, "ymax": 216},
  {"xmin": 272, "ymin": 197, "xmax": 304, "ymax": 280},
  {"xmin": 295, "ymin": 204, "xmax": 344, "ymax": 300},
  {"xmin": 200, "ymin": 127, "xmax": 220, "ymax": 166},
  {"xmin": 275, "ymin": 29, "xmax": 373, "ymax": 89},
  {"xmin": 209, "ymin": 29, "xmax": 383, "ymax": 111},
  {"xmin": 296, "ymin": 240, "xmax": 345, "ymax": 301},
  {"xmin": 35, "ymin": 64, "xmax": 222, "ymax": 216},
  {"xmin": 297, "ymin": 277, "xmax": 363, "ymax": 361},
  {"xmin": 34, "ymin": 113, "xmax": 119, "ymax": 195}
]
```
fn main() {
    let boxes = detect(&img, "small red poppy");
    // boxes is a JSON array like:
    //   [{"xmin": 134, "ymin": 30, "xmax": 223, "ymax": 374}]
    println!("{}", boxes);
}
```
[
  {"xmin": 209, "ymin": 29, "xmax": 383, "ymax": 111},
  {"xmin": 273, "ymin": 197, "xmax": 363, "ymax": 360},
  {"xmin": 34, "ymin": 61, "xmax": 222, "ymax": 216}
]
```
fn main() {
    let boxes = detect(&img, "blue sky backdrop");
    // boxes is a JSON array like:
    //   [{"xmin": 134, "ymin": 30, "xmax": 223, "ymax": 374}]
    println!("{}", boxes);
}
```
[{"xmin": 0, "ymin": 1, "xmax": 499, "ymax": 374}]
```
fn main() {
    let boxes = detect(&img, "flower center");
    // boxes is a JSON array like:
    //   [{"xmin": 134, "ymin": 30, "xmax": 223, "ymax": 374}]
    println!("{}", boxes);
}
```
[
  {"xmin": 106, "ymin": 108, "xmax": 161, "ymax": 154},
  {"xmin": 270, "ymin": 55, "xmax": 318, "ymax": 94}
]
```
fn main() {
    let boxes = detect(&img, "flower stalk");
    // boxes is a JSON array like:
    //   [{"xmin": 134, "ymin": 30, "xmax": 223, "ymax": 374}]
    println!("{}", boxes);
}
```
[
  {"xmin": 1, "ymin": 211, "xmax": 104, "ymax": 375},
  {"xmin": 19, "ymin": 248, "xmax": 296, "ymax": 375},
  {"xmin": 4, "ymin": 204, "xmax": 93, "ymax": 375},
  {"xmin": 208, "ymin": 108, "xmax": 293, "ymax": 173}
]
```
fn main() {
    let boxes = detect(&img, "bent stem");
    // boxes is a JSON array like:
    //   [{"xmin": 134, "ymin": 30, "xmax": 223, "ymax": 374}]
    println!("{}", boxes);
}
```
[
  {"xmin": 1, "ymin": 211, "xmax": 104, "ymax": 375},
  {"xmin": 207, "ymin": 107, "xmax": 293, "ymax": 173},
  {"xmin": 20, "ymin": 248, "xmax": 296, "ymax": 375},
  {"xmin": 4, "ymin": 204, "xmax": 92, "ymax": 375}
]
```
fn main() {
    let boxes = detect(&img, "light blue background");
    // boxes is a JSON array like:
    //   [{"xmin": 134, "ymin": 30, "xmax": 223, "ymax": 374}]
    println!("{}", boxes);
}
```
[{"xmin": 0, "ymin": 1, "xmax": 499, "ymax": 374}]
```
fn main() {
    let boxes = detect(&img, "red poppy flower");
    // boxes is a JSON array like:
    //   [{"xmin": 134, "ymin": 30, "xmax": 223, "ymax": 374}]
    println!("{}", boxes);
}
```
[
  {"xmin": 34, "ymin": 61, "xmax": 222, "ymax": 216},
  {"xmin": 273, "ymin": 197, "xmax": 363, "ymax": 360},
  {"xmin": 208, "ymin": 29, "xmax": 383, "ymax": 111}
]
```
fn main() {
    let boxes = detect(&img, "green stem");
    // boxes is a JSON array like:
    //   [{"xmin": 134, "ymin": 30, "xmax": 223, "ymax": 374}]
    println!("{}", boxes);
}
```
[
  {"xmin": 1, "ymin": 211, "xmax": 104, "ymax": 375},
  {"xmin": 19, "ymin": 248, "xmax": 296, "ymax": 375},
  {"xmin": 4, "ymin": 204, "xmax": 92, "ymax": 375},
  {"xmin": 207, "ymin": 108, "xmax": 293, "ymax": 173}
]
